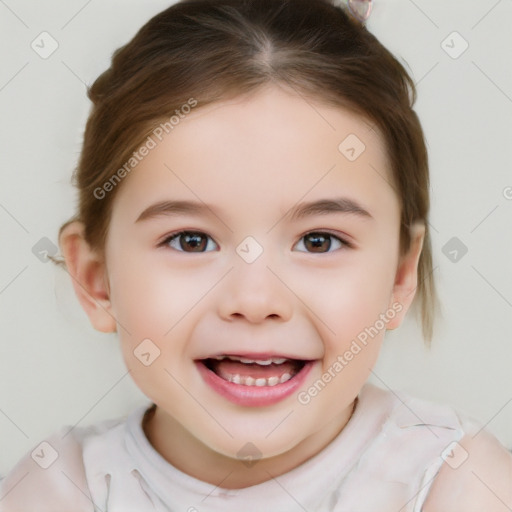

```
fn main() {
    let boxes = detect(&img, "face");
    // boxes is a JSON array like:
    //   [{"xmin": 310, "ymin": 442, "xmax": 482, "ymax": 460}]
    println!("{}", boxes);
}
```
[{"xmin": 99, "ymin": 84, "xmax": 415, "ymax": 466}]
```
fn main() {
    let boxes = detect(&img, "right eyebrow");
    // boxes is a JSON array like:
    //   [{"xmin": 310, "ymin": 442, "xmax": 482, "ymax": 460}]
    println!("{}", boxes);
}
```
[{"xmin": 135, "ymin": 200, "xmax": 224, "ymax": 223}]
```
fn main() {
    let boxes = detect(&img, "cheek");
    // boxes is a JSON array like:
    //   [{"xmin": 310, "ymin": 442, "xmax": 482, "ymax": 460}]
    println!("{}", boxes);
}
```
[
  {"xmin": 300, "ymin": 267, "xmax": 392, "ymax": 385},
  {"xmin": 108, "ymin": 257, "xmax": 202, "ymax": 335},
  {"xmin": 108, "ymin": 258, "xmax": 211, "ymax": 382},
  {"xmin": 305, "ymin": 264, "xmax": 394, "ymax": 335}
]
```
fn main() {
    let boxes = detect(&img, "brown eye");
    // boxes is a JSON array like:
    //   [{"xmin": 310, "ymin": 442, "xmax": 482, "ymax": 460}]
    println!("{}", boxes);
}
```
[
  {"xmin": 295, "ymin": 232, "xmax": 348, "ymax": 253},
  {"xmin": 162, "ymin": 231, "xmax": 218, "ymax": 252}
]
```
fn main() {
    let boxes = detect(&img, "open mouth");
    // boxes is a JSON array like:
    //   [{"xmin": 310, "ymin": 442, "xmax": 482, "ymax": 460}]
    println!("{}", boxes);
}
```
[
  {"xmin": 200, "ymin": 355, "xmax": 307, "ymax": 387},
  {"xmin": 195, "ymin": 354, "xmax": 315, "ymax": 406}
]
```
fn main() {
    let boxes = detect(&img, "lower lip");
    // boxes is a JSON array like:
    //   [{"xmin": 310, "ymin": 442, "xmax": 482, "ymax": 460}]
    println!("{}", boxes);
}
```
[{"xmin": 195, "ymin": 360, "xmax": 315, "ymax": 407}]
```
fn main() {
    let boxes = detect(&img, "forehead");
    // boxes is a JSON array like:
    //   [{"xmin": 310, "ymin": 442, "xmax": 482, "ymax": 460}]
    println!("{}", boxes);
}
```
[{"xmin": 109, "ymin": 84, "xmax": 399, "ymax": 227}]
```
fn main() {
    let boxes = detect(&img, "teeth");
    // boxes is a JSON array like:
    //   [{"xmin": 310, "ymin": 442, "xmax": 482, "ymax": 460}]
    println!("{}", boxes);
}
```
[
  {"xmin": 280, "ymin": 373, "xmax": 292, "ymax": 384},
  {"xmin": 267, "ymin": 376, "xmax": 280, "ymax": 386},
  {"xmin": 251, "ymin": 359, "xmax": 272, "ymax": 365},
  {"xmin": 224, "ymin": 355, "xmax": 290, "ymax": 366},
  {"xmin": 239, "ymin": 357, "xmax": 256, "ymax": 364},
  {"xmin": 226, "ymin": 373, "xmax": 293, "ymax": 386}
]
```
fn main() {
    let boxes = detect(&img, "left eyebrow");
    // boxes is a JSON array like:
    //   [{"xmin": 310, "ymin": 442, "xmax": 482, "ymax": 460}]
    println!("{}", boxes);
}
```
[
  {"xmin": 135, "ymin": 197, "xmax": 374, "ymax": 224},
  {"xmin": 288, "ymin": 197, "xmax": 374, "ymax": 222}
]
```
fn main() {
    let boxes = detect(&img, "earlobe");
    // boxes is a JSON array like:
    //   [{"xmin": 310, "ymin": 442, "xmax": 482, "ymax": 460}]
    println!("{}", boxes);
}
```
[
  {"xmin": 386, "ymin": 221, "xmax": 425, "ymax": 330},
  {"xmin": 59, "ymin": 221, "xmax": 117, "ymax": 333}
]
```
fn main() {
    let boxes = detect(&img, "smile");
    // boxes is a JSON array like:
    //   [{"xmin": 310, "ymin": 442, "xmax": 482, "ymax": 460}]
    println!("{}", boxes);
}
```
[{"xmin": 195, "ymin": 354, "xmax": 315, "ymax": 407}]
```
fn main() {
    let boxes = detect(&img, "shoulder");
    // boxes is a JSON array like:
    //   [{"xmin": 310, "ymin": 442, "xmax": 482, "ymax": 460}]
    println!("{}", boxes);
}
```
[
  {"xmin": 361, "ymin": 385, "xmax": 512, "ymax": 510},
  {"xmin": 0, "ymin": 416, "xmax": 124, "ymax": 512},
  {"xmin": 422, "ymin": 425, "xmax": 512, "ymax": 511}
]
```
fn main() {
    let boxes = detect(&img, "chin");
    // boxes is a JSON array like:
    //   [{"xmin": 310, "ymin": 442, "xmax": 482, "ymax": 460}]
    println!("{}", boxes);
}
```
[{"xmin": 200, "ymin": 422, "xmax": 306, "ymax": 462}]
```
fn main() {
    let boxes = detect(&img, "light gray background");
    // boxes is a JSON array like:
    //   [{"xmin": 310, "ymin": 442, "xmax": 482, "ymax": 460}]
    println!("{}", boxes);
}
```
[{"xmin": 1, "ymin": 0, "xmax": 511, "ymax": 476}]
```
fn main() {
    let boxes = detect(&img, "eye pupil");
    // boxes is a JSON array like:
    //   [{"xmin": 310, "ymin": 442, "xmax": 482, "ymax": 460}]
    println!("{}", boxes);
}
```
[
  {"xmin": 182, "ymin": 232, "xmax": 206, "ymax": 251},
  {"xmin": 305, "ymin": 233, "xmax": 331, "ymax": 252}
]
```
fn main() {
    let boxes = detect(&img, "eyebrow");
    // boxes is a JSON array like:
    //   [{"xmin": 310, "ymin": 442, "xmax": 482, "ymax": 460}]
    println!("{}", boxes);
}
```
[
  {"xmin": 288, "ymin": 197, "xmax": 373, "ymax": 222},
  {"xmin": 135, "ymin": 197, "xmax": 374, "ymax": 223}
]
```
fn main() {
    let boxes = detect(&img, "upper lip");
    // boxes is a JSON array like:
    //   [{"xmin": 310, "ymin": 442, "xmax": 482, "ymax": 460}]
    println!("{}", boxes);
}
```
[{"xmin": 197, "ymin": 352, "xmax": 315, "ymax": 361}]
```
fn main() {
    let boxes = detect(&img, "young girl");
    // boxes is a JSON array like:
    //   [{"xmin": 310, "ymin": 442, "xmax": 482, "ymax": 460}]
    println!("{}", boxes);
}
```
[{"xmin": 1, "ymin": 0, "xmax": 511, "ymax": 510}]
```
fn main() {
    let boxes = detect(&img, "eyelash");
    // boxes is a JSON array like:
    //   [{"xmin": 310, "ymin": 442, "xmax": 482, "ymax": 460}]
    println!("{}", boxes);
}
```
[{"xmin": 158, "ymin": 230, "xmax": 353, "ymax": 253}]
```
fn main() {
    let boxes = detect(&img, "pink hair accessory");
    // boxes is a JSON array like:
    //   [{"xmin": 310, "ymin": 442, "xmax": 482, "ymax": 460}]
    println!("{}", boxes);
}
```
[{"xmin": 345, "ymin": 0, "xmax": 373, "ymax": 23}]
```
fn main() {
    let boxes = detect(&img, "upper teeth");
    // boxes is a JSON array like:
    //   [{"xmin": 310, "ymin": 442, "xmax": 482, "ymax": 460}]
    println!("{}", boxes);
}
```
[{"xmin": 212, "ymin": 355, "xmax": 287, "ymax": 365}]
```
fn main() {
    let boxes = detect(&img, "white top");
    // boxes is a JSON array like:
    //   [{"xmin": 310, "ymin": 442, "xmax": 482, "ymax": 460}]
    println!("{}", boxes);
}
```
[{"xmin": 0, "ymin": 382, "xmax": 483, "ymax": 512}]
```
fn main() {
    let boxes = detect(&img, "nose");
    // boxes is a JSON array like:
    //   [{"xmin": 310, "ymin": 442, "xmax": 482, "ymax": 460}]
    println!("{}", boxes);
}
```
[{"xmin": 217, "ymin": 255, "xmax": 293, "ymax": 324}]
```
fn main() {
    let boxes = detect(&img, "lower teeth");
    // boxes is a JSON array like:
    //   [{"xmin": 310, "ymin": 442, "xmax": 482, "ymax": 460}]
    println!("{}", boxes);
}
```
[
  {"xmin": 228, "ymin": 373, "xmax": 292, "ymax": 386},
  {"xmin": 202, "ymin": 358, "xmax": 306, "ymax": 386}
]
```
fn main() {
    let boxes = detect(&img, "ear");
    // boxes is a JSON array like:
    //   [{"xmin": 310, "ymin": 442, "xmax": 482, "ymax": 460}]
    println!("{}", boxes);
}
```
[
  {"xmin": 386, "ymin": 221, "xmax": 425, "ymax": 330},
  {"xmin": 59, "ymin": 221, "xmax": 117, "ymax": 333}
]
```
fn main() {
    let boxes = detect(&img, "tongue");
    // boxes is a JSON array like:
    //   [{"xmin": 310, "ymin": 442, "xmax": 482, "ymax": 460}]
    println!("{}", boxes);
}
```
[{"xmin": 210, "ymin": 359, "xmax": 298, "ymax": 380}]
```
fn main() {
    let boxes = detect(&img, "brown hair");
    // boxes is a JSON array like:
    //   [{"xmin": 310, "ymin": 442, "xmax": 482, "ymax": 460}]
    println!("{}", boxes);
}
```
[{"xmin": 54, "ymin": 0, "xmax": 440, "ymax": 345}]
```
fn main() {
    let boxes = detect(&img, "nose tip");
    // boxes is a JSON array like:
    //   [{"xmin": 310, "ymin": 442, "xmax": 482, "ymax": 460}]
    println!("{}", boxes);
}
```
[{"xmin": 217, "ymin": 261, "xmax": 293, "ymax": 324}]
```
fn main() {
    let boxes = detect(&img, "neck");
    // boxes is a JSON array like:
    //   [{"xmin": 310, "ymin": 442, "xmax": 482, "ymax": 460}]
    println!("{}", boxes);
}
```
[{"xmin": 142, "ymin": 398, "xmax": 357, "ymax": 489}]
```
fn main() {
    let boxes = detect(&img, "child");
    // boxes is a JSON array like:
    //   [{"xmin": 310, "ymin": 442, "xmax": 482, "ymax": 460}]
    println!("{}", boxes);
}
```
[{"xmin": 1, "ymin": 0, "xmax": 511, "ymax": 510}]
